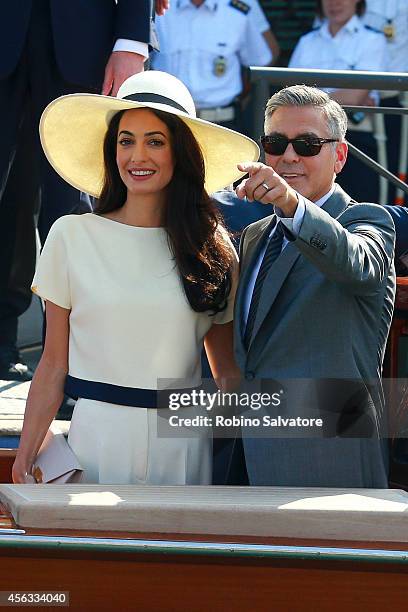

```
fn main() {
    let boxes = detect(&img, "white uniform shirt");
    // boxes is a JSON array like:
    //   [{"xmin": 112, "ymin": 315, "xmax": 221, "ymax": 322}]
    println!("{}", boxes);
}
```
[
  {"xmin": 289, "ymin": 14, "xmax": 389, "ymax": 103},
  {"xmin": 152, "ymin": 0, "xmax": 272, "ymax": 108},
  {"xmin": 249, "ymin": 0, "xmax": 270, "ymax": 33},
  {"xmin": 363, "ymin": 0, "xmax": 408, "ymax": 73}
]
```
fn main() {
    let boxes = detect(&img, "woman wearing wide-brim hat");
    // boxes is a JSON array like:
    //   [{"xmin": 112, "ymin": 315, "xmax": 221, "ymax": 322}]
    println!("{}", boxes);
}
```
[{"xmin": 12, "ymin": 71, "xmax": 259, "ymax": 485}]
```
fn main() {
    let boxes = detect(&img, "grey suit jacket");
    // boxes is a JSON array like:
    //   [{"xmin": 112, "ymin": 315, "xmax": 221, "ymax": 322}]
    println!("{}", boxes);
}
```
[{"xmin": 233, "ymin": 184, "xmax": 396, "ymax": 487}]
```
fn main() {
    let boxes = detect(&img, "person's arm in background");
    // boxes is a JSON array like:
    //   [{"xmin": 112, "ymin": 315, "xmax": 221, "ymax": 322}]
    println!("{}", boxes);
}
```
[
  {"xmin": 262, "ymin": 29, "xmax": 280, "ymax": 65},
  {"xmin": 204, "ymin": 232, "xmax": 241, "ymax": 392},
  {"xmin": 328, "ymin": 89, "xmax": 374, "ymax": 106},
  {"xmin": 12, "ymin": 302, "xmax": 70, "ymax": 483},
  {"xmin": 205, "ymin": 322, "xmax": 241, "ymax": 392},
  {"xmin": 239, "ymin": 0, "xmax": 275, "ymax": 101},
  {"xmin": 249, "ymin": 0, "xmax": 280, "ymax": 65},
  {"xmin": 155, "ymin": 0, "xmax": 170, "ymax": 16},
  {"xmin": 102, "ymin": 0, "xmax": 158, "ymax": 96},
  {"xmin": 330, "ymin": 32, "xmax": 389, "ymax": 106}
]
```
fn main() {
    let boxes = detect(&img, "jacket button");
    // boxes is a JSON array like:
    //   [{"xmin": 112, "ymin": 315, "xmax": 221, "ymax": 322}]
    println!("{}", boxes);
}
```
[
  {"xmin": 310, "ymin": 237, "xmax": 326, "ymax": 250},
  {"xmin": 245, "ymin": 371, "xmax": 255, "ymax": 380}
]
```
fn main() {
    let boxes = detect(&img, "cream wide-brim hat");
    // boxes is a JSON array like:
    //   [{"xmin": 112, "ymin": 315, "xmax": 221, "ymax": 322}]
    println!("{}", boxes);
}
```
[{"xmin": 39, "ymin": 71, "xmax": 259, "ymax": 197}]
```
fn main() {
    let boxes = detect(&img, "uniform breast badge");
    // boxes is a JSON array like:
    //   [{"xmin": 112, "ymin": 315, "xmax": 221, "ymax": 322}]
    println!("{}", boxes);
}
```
[
  {"xmin": 383, "ymin": 22, "xmax": 395, "ymax": 40},
  {"xmin": 214, "ymin": 56, "xmax": 227, "ymax": 76}
]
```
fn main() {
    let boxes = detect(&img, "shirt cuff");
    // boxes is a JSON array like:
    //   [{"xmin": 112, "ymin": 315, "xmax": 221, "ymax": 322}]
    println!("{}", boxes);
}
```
[
  {"xmin": 275, "ymin": 194, "xmax": 305, "ymax": 236},
  {"xmin": 113, "ymin": 39, "xmax": 149, "ymax": 60},
  {"xmin": 277, "ymin": 212, "xmax": 294, "ymax": 233},
  {"xmin": 292, "ymin": 194, "xmax": 306, "ymax": 235}
]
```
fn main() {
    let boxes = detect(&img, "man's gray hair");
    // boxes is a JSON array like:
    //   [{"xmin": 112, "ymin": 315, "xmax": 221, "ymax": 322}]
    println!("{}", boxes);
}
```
[{"xmin": 265, "ymin": 85, "xmax": 348, "ymax": 141}]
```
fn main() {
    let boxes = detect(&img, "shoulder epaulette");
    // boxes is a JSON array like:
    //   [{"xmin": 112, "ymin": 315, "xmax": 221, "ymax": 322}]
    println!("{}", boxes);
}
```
[
  {"xmin": 229, "ymin": 0, "xmax": 250, "ymax": 15},
  {"xmin": 364, "ymin": 24, "xmax": 382, "ymax": 34}
]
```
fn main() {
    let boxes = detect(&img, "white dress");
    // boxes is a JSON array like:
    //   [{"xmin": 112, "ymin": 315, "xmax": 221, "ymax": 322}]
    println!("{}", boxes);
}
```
[{"xmin": 32, "ymin": 213, "xmax": 237, "ymax": 485}]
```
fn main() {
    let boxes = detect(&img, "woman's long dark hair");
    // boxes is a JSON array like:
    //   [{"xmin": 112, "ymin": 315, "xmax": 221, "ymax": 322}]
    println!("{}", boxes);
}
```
[
  {"xmin": 316, "ymin": 0, "xmax": 366, "ymax": 18},
  {"xmin": 94, "ymin": 108, "xmax": 233, "ymax": 314}
]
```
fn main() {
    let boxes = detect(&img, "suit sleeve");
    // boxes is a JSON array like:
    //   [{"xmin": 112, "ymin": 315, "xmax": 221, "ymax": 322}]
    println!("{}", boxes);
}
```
[
  {"xmin": 239, "ymin": 226, "xmax": 249, "ymax": 268},
  {"xmin": 115, "ymin": 0, "xmax": 156, "ymax": 48},
  {"xmin": 295, "ymin": 200, "xmax": 395, "ymax": 295}
]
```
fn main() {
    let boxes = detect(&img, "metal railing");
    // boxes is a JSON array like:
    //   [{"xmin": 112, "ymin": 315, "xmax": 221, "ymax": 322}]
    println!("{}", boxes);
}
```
[{"xmin": 249, "ymin": 67, "xmax": 408, "ymax": 201}]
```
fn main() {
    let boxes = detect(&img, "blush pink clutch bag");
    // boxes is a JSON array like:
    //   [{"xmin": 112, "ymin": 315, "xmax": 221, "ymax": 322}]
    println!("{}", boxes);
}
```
[{"xmin": 32, "ymin": 426, "xmax": 83, "ymax": 484}]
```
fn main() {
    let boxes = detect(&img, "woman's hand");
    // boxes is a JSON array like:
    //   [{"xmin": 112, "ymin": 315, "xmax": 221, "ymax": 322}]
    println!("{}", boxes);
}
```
[
  {"xmin": 13, "ymin": 301, "xmax": 70, "ymax": 485},
  {"xmin": 12, "ymin": 460, "xmax": 36, "ymax": 484}
]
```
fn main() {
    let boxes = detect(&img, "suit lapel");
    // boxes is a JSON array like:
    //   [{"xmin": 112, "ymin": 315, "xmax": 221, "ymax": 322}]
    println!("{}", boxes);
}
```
[
  {"xmin": 321, "ymin": 183, "xmax": 351, "ymax": 218},
  {"xmin": 239, "ymin": 218, "xmax": 275, "ymax": 285},
  {"xmin": 234, "ymin": 217, "xmax": 274, "ymax": 346},
  {"xmin": 245, "ymin": 184, "xmax": 351, "ymax": 350},
  {"xmin": 249, "ymin": 242, "xmax": 301, "ymax": 347}
]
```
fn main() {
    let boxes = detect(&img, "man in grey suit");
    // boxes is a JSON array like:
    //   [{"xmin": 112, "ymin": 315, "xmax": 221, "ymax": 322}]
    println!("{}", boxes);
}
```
[{"xmin": 233, "ymin": 85, "xmax": 395, "ymax": 488}]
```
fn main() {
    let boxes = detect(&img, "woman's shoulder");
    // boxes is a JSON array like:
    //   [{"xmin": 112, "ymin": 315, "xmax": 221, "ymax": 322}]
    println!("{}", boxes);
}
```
[
  {"xmin": 216, "ymin": 222, "xmax": 232, "ymax": 244},
  {"xmin": 48, "ymin": 213, "xmax": 99, "ymax": 237},
  {"xmin": 43, "ymin": 214, "xmax": 104, "ymax": 254},
  {"xmin": 49, "ymin": 212, "xmax": 92, "ymax": 230},
  {"xmin": 351, "ymin": 15, "xmax": 386, "ymax": 45},
  {"xmin": 297, "ymin": 26, "xmax": 321, "ymax": 43},
  {"xmin": 360, "ymin": 20, "xmax": 386, "ymax": 39},
  {"xmin": 289, "ymin": 27, "xmax": 320, "ymax": 65},
  {"xmin": 216, "ymin": 223, "xmax": 238, "ymax": 262}
]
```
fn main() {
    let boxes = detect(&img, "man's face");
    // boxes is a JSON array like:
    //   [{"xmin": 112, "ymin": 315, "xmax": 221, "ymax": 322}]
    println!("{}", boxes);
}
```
[{"xmin": 264, "ymin": 105, "xmax": 347, "ymax": 202}]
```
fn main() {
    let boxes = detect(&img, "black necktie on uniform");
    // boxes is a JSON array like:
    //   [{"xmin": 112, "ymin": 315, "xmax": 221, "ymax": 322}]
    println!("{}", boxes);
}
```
[{"xmin": 244, "ymin": 221, "xmax": 284, "ymax": 349}]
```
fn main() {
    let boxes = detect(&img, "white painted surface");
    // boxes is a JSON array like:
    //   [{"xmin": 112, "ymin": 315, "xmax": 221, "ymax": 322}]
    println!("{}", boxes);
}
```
[{"xmin": 1, "ymin": 485, "xmax": 408, "ymax": 541}]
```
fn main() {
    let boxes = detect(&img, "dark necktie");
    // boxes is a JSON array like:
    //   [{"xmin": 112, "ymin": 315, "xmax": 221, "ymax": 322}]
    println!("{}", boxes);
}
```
[{"xmin": 244, "ymin": 221, "xmax": 284, "ymax": 348}]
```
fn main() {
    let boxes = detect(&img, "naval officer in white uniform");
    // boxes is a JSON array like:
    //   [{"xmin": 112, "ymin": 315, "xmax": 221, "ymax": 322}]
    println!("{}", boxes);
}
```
[
  {"xmin": 289, "ymin": 0, "xmax": 388, "ymax": 203},
  {"xmin": 363, "ymin": 0, "xmax": 408, "ymax": 203},
  {"xmin": 152, "ymin": 0, "xmax": 274, "ymax": 132}
]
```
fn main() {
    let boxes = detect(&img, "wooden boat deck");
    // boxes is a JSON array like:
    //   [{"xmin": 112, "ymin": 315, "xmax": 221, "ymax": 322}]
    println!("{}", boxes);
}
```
[{"xmin": 0, "ymin": 484, "xmax": 407, "ymax": 611}]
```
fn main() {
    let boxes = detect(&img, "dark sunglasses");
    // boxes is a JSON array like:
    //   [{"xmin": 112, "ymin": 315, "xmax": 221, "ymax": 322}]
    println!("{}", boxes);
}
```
[{"xmin": 260, "ymin": 135, "xmax": 338, "ymax": 157}]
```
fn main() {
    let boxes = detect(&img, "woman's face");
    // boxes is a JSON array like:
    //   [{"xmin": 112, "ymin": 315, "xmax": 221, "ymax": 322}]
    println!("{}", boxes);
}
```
[
  {"xmin": 321, "ymin": 0, "xmax": 359, "ymax": 27},
  {"xmin": 116, "ymin": 108, "xmax": 175, "ymax": 200}
]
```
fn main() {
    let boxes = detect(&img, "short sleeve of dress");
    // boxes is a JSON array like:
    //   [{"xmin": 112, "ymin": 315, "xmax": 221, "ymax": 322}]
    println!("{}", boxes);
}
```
[
  {"xmin": 212, "ymin": 230, "xmax": 239, "ymax": 325},
  {"xmin": 31, "ymin": 217, "xmax": 71, "ymax": 309}
]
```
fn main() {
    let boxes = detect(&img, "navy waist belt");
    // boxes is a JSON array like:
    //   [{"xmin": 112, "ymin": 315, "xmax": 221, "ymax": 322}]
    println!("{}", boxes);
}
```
[{"xmin": 64, "ymin": 375, "xmax": 199, "ymax": 409}]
